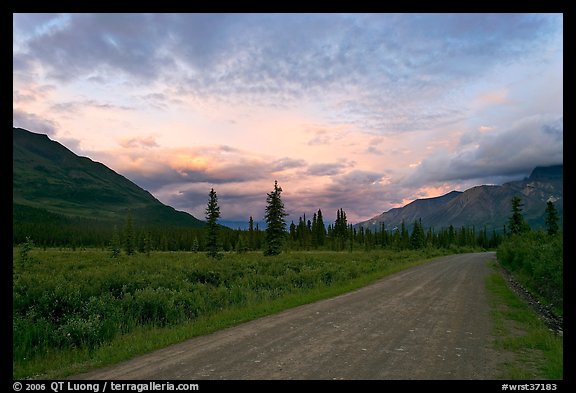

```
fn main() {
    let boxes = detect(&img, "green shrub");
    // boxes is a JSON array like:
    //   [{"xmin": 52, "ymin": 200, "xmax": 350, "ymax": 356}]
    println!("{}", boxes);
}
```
[{"xmin": 497, "ymin": 232, "xmax": 563, "ymax": 313}]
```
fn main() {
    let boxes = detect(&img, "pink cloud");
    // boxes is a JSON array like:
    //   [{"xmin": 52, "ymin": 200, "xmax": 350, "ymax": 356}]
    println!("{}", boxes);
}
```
[{"xmin": 475, "ymin": 88, "xmax": 510, "ymax": 106}]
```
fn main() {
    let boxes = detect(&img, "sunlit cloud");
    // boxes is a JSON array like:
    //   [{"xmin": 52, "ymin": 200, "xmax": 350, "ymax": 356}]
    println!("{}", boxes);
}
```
[
  {"xmin": 118, "ymin": 135, "xmax": 159, "ymax": 149},
  {"xmin": 475, "ymin": 88, "xmax": 510, "ymax": 106},
  {"xmin": 478, "ymin": 125, "xmax": 495, "ymax": 133}
]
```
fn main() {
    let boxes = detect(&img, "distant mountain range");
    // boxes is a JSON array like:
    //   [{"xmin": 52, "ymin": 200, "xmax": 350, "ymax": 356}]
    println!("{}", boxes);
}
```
[
  {"xmin": 13, "ymin": 127, "xmax": 204, "ymax": 228},
  {"xmin": 356, "ymin": 165, "xmax": 563, "ymax": 233}
]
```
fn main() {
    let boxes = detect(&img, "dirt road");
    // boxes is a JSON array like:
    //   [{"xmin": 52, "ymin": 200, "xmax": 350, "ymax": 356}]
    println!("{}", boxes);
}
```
[{"xmin": 74, "ymin": 252, "xmax": 502, "ymax": 380}]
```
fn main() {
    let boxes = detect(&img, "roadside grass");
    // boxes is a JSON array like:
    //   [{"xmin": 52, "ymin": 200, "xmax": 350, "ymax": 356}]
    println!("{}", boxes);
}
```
[
  {"xmin": 14, "ymin": 248, "xmax": 453, "ymax": 379},
  {"xmin": 486, "ymin": 262, "xmax": 563, "ymax": 380}
]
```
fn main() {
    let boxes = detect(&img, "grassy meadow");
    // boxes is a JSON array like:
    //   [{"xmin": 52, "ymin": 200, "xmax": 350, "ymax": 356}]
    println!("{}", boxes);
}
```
[{"xmin": 13, "ymin": 247, "xmax": 451, "ymax": 379}]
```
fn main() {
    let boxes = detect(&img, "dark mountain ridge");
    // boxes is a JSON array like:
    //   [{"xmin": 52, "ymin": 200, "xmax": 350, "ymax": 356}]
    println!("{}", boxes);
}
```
[
  {"xmin": 356, "ymin": 165, "xmax": 563, "ymax": 232},
  {"xmin": 13, "ymin": 127, "xmax": 204, "ymax": 228}
]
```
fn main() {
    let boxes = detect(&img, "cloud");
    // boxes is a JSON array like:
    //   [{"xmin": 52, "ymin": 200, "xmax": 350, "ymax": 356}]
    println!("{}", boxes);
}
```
[
  {"xmin": 51, "ymin": 99, "xmax": 135, "ymax": 113},
  {"xmin": 161, "ymin": 183, "xmax": 269, "ymax": 222},
  {"xmin": 330, "ymin": 170, "xmax": 389, "ymax": 190},
  {"xmin": 13, "ymin": 91, "xmax": 37, "ymax": 103},
  {"xmin": 91, "ymin": 144, "xmax": 294, "ymax": 195},
  {"xmin": 306, "ymin": 125, "xmax": 351, "ymax": 146},
  {"xmin": 138, "ymin": 92, "xmax": 184, "ymax": 111},
  {"xmin": 475, "ymin": 89, "xmax": 510, "ymax": 106},
  {"xmin": 306, "ymin": 162, "xmax": 348, "ymax": 176},
  {"xmin": 366, "ymin": 146, "xmax": 384, "ymax": 155},
  {"xmin": 13, "ymin": 84, "xmax": 55, "ymax": 103},
  {"xmin": 118, "ymin": 135, "xmax": 158, "ymax": 149},
  {"xmin": 13, "ymin": 109, "xmax": 58, "ymax": 135},
  {"xmin": 405, "ymin": 115, "xmax": 563, "ymax": 187},
  {"xmin": 478, "ymin": 125, "xmax": 495, "ymax": 133},
  {"xmin": 308, "ymin": 132, "xmax": 331, "ymax": 146},
  {"xmin": 291, "ymin": 170, "xmax": 397, "ymax": 220},
  {"xmin": 14, "ymin": 13, "xmax": 171, "ymax": 82},
  {"xmin": 14, "ymin": 14, "xmax": 562, "ymax": 135},
  {"xmin": 271, "ymin": 157, "xmax": 307, "ymax": 172}
]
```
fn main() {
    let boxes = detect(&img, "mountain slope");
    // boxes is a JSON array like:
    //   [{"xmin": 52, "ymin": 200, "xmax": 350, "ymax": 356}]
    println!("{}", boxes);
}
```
[
  {"xmin": 356, "ymin": 165, "xmax": 563, "ymax": 232},
  {"xmin": 13, "ymin": 127, "xmax": 204, "ymax": 227}
]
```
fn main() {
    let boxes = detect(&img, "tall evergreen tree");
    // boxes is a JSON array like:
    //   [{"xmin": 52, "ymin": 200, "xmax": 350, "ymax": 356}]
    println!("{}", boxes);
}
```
[
  {"xmin": 399, "ymin": 220, "xmax": 410, "ymax": 250},
  {"xmin": 448, "ymin": 225, "xmax": 456, "ymax": 246},
  {"xmin": 334, "ymin": 208, "xmax": 348, "ymax": 251},
  {"xmin": 301, "ymin": 216, "xmax": 309, "ymax": 246},
  {"xmin": 380, "ymin": 222, "xmax": 389, "ymax": 248},
  {"xmin": 248, "ymin": 216, "xmax": 256, "ymax": 250},
  {"xmin": 316, "ymin": 209, "xmax": 326, "ymax": 246},
  {"xmin": 264, "ymin": 180, "xmax": 288, "ymax": 256},
  {"xmin": 289, "ymin": 221, "xmax": 297, "ymax": 242},
  {"xmin": 205, "ymin": 188, "xmax": 221, "ymax": 258},
  {"xmin": 545, "ymin": 200, "xmax": 559, "ymax": 236},
  {"xmin": 311, "ymin": 213, "xmax": 318, "ymax": 248},
  {"xmin": 410, "ymin": 218, "xmax": 425, "ymax": 249},
  {"xmin": 508, "ymin": 196, "xmax": 530, "ymax": 235}
]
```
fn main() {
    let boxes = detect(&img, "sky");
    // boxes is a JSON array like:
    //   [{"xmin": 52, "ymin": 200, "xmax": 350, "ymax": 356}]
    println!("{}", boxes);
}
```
[{"xmin": 13, "ymin": 13, "xmax": 563, "ymax": 226}]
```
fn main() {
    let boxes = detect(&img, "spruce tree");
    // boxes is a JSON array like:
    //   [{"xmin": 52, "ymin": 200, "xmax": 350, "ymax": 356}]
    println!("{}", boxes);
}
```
[
  {"xmin": 334, "ymin": 208, "xmax": 348, "ymax": 251},
  {"xmin": 545, "ymin": 201, "xmax": 559, "ymax": 236},
  {"xmin": 316, "ymin": 209, "xmax": 326, "ymax": 246},
  {"xmin": 508, "ymin": 196, "xmax": 530, "ymax": 235},
  {"xmin": 205, "ymin": 188, "xmax": 221, "ymax": 258},
  {"xmin": 289, "ymin": 221, "xmax": 297, "ymax": 242},
  {"xmin": 380, "ymin": 222, "xmax": 388, "ymax": 248},
  {"xmin": 400, "ymin": 220, "xmax": 410, "ymax": 250},
  {"xmin": 311, "ymin": 213, "xmax": 318, "ymax": 248},
  {"xmin": 410, "ymin": 218, "xmax": 425, "ymax": 249},
  {"xmin": 297, "ymin": 216, "xmax": 306, "ymax": 247},
  {"xmin": 248, "ymin": 216, "xmax": 255, "ymax": 250},
  {"xmin": 264, "ymin": 180, "xmax": 288, "ymax": 256}
]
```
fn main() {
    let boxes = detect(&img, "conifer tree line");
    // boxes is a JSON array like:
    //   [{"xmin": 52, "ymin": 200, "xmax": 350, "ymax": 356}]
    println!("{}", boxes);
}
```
[{"xmin": 14, "ymin": 185, "xmax": 560, "ymax": 255}]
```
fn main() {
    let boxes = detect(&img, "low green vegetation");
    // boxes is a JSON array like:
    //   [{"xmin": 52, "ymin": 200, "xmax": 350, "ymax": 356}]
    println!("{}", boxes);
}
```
[
  {"xmin": 489, "ymin": 196, "xmax": 563, "ymax": 379},
  {"xmin": 497, "ymin": 232, "xmax": 563, "ymax": 316},
  {"xmin": 486, "ymin": 266, "xmax": 563, "ymax": 379},
  {"xmin": 13, "ymin": 247, "xmax": 454, "ymax": 379}
]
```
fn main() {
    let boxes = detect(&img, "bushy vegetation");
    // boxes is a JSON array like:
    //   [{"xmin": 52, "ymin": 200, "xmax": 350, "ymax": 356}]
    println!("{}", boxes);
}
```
[
  {"xmin": 496, "ymin": 196, "xmax": 563, "ymax": 315},
  {"xmin": 13, "ymin": 247, "xmax": 451, "ymax": 378},
  {"xmin": 497, "ymin": 231, "xmax": 563, "ymax": 314}
]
